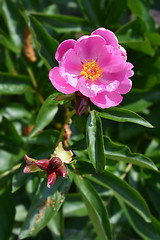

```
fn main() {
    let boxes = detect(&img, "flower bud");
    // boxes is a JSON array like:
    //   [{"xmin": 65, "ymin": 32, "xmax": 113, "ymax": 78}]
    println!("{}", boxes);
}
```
[
  {"xmin": 76, "ymin": 94, "xmax": 89, "ymax": 115},
  {"xmin": 47, "ymin": 171, "xmax": 57, "ymax": 188},
  {"xmin": 56, "ymin": 165, "xmax": 67, "ymax": 178},
  {"xmin": 35, "ymin": 159, "xmax": 50, "ymax": 171},
  {"xmin": 50, "ymin": 157, "xmax": 62, "ymax": 168}
]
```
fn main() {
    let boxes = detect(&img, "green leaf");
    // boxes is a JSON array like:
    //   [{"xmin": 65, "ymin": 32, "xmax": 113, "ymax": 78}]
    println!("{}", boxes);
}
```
[
  {"xmin": 104, "ymin": 136, "xmax": 158, "ymax": 171},
  {"xmin": 0, "ymin": 183, "xmax": 15, "ymax": 240},
  {"xmin": 74, "ymin": 174, "xmax": 112, "ymax": 240},
  {"xmin": 0, "ymin": 117, "xmax": 23, "ymax": 145},
  {"xmin": 86, "ymin": 110, "xmax": 106, "ymax": 172},
  {"xmin": 104, "ymin": 0, "xmax": 128, "ymax": 26},
  {"xmin": 122, "ymin": 89, "xmax": 160, "ymax": 112},
  {"xmin": 116, "ymin": 18, "xmax": 154, "ymax": 56},
  {"xmin": 128, "ymin": 0, "xmax": 155, "ymax": 32},
  {"xmin": 85, "ymin": 170, "xmax": 151, "ymax": 222},
  {"xmin": 97, "ymin": 107, "xmax": 153, "ymax": 128},
  {"xmin": 2, "ymin": 0, "xmax": 23, "ymax": 50},
  {"xmin": 31, "ymin": 12, "xmax": 91, "ymax": 34},
  {"xmin": 0, "ymin": 31, "xmax": 19, "ymax": 54},
  {"xmin": 0, "ymin": 72, "xmax": 31, "ymax": 95},
  {"xmin": 28, "ymin": 129, "xmax": 59, "ymax": 146},
  {"xmin": 20, "ymin": 10, "xmax": 59, "ymax": 70},
  {"xmin": 47, "ymin": 209, "xmax": 64, "ymax": 240},
  {"xmin": 0, "ymin": 103, "xmax": 31, "ymax": 122},
  {"xmin": 12, "ymin": 162, "xmax": 31, "ymax": 193},
  {"xmin": 63, "ymin": 193, "xmax": 87, "ymax": 217},
  {"xmin": 29, "ymin": 93, "xmax": 58, "ymax": 137},
  {"xmin": 77, "ymin": 0, "xmax": 101, "ymax": 26},
  {"xmin": 19, "ymin": 177, "xmax": 72, "ymax": 239},
  {"xmin": 119, "ymin": 200, "xmax": 160, "ymax": 240}
]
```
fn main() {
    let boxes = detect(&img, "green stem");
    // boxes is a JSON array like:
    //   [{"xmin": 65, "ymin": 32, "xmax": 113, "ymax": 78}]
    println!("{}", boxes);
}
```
[
  {"xmin": 0, "ymin": 163, "xmax": 21, "ymax": 179},
  {"xmin": 26, "ymin": 66, "xmax": 44, "ymax": 104},
  {"xmin": 20, "ymin": 56, "xmax": 44, "ymax": 104},
  {"xmin": 56, "ymin": 109, "xmax": 76, "ymax": 145}
]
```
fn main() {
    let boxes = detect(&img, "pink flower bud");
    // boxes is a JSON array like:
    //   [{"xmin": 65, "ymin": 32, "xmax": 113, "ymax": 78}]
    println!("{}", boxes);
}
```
[
  {"xmin": 50, "ymin": 157, "xmax": 62, "ymax": 168},
  {"xmin": 56, "ymin": 165, "xmax": 67, "ymax": 178},
  {"xmin": 47, "ymin": 171, "xmax": 57, "ymax": 188},
  {"xmin": 35, "ymin": 159, "xmax": 51, "ymax": 171},
  {"xmin": 76, "ymin": 94, "xmax": 90, "ymax": 115}
]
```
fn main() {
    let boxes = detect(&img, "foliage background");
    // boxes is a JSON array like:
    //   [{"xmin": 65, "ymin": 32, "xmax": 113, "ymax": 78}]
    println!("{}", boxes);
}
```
[{"xmin": 1, "ymin": 0, "xmax": 160, "ymax": 239}]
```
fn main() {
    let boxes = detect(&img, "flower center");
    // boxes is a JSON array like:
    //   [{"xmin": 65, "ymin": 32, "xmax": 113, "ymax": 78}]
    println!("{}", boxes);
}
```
[{"xmin": 80, "ymin": 59, "xmax": 103, "ymax": 81}]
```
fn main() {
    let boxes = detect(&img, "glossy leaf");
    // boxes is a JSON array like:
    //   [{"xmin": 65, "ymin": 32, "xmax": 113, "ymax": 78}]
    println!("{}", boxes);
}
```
[
  {"xmin": 97, "ymin": 107, "xmax": 153, "ymax": 128},
  {"xmin": 47, "ymin": 209, "xmax": 63, "ymax": 240},
  {"xmin": 19, "ymin": 177, "xmax": 72, "ymax": 239},
  {"xmin": 104, "ymin": 136, "xmax": 158, "ymax": 171},
  {"xmin": 20, "ymin": 10, "xmax": 59, "ymax": 69},
  {"xmin": 128, "ymin": 0, "xmax": 155, "ymax": 32},
  {"xmin": 119, "ymin": 200, "xmax": 160, "ymax": 240},
  {"xmin": 31, "ymin": 12, "xmax": 91, "ymax": 33},
  {"xmin": 29, "ymin": 93, "xmax": 58, "ymax": 137},
  {"xmin": 0, "ymin": 72, "xmax": 31, "ymax": 95},
  {"xmin": 77, "ymin": 0, "xmax": 101, "ymax": 26},
  {"xmin": 74, "ymin": 174, "xmax": 112, "ymax": 240},
  {"xmin": 0, "ymin": 31, "xmax": 19, "ymax": 54},
  {"xmin": 0, "ymin": 184, "xmax": 15, "ymax": 240},
  {"xmin": 0, "ymin": 117, "xmax": 23, "ymax": 145},
  {"xmin": 28, "ymin": 129, "xmax": 59, "ymax": 146},
  {"xmin": 12, "ymin": 162, "xmax": 31, "ymax": 193},
  {"xmin": 85, "ymin": 170, "xmax": 151, "ymax": 222},
  {"xmin": 116, "ymin": 18, "xmax": 154, "ymax": 56},
  {"xmin": 86, "ymin": 110, "xmax": 106, "ymax": 172},
  {"xmin": 2, "ymin": 0, "xmax": 23, "ymax": 50},
  {"xmin": 104, "ymin": 0, "xmax": 128, "ymax": 26}
]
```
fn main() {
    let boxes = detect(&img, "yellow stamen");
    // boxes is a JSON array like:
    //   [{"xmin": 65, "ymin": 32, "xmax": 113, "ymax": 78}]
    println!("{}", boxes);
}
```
[{"xmin": 80, "ymin": 59, "xmax": 103, "ymax": 81}]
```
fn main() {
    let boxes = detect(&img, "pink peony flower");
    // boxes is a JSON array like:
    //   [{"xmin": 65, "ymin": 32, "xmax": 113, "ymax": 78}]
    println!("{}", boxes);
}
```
[{"xmin": 49, "ymin": 28, "xmax": 134, "ymax": 109}]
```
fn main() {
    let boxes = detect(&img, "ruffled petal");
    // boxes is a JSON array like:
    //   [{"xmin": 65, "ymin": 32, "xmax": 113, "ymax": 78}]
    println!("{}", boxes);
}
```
[
  {"xmin": 55, "ymin": 39, "xmax": 76, "ymax": 63},
  {"xmin": 92, "ymin": 28, "xmax": 118, "ymax": 47},
  {"xmin": 78, "ymin": 77, "xmax": 97, "ymax": 97},
  {"xmin": 90, "ymin": 91, "xmax": 123, "ymax": 108},
  {"xmin": 53, "ymin": 142, "xmax": 73, "ymax": 163},
  {"xmin": 126, "ymin": 62, "xmax": 134, "ymax": 77},
  {"xmin": 49, "ymin": 67, "xmax": 77, "ymax": 94},
  {"xmin": 23, "ymin": 163, "xmax": 41, "ymax": 173},
  {"xmin": 74, "ymin": 35, "xmax": 106, "ymax": 62},
  {"xmin": 61, "ymin": 49, "xmax": 82, "ymax": 76},
  {"xmin": 98, "ymin": 45, "xmax": 126, "ymax": 72},
  {"xmin": 116, "ymin": 78, "xmax": 132, "ymax": 94}
]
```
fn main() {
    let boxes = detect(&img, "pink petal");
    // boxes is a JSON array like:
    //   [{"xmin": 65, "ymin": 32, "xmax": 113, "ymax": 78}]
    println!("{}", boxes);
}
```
[
  {"xmin": 23, "ymin": 164, "xmax": 40, "ymax": 173},
  {"xmin": 90, "ymin": 91, "xmax": 123, "ymax": 108},
  {"xmin": 92, "ymin": 28, "xmax": 118, "ymax": 47},
  {"xmin": 61, "ymin": 49, "xmax": 82, "ymax": 76},
  {"xmin": 116, "ymin": 78, "xmax": 132, "ymax": 94},
  {"xmin": 78, "ymin": 77, "xmax": 97, "ymax": 97},
  {"xmin": 105, "ymin": 80, "xmax": 120, "ymax": 92},
  {"xmin": 126, "ymin": 62, "xmax": 134, "ymax": 78},
  {"xmin": 98, "ymin": 45, "xmax": 126, "ymax": 72},
  {"xmin": 47, "ymin": 171, "xmax": 57, "ymax": 188},
  {"xmin": 74, "ymin": 35, "xmax": 106, "ymax": 62},
  {"xmin": 49, "ymin": 67, "xmax": 77, "ymax": 94},
  {"xmin": 55, "ymin": 39, "xmax": 76, "ymax": 63}
]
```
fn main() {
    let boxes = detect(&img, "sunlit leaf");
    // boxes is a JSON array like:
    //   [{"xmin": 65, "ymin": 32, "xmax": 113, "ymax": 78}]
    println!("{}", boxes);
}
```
[
  {"xmin": 85, "ymin": 170, "xmax": 151, "ymax": 222},
  {"xmin": 74, "ymin": 174, "xmax": 112, "ymax": 240},
  {"xmin": 86, "ymin": 110, "xmax": 106, "ymax": 172}
]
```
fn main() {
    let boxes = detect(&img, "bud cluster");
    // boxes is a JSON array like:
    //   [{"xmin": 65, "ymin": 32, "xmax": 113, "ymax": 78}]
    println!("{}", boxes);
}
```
[
  {"xmin": 23, "ymin": 142, "xmax": 73, "ymax": 188},
  {"xmin": 35, "ymin": 157, "xmax": 68, "ymax": 188}
]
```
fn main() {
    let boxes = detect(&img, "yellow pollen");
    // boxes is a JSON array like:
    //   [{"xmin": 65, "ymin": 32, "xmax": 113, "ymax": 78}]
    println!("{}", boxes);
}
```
[{"xmin": 80, "ymin": 59, "xmax": 103, "ymax": 81}]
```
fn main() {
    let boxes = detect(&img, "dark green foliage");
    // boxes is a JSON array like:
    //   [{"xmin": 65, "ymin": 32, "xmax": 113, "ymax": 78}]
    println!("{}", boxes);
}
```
[{"xmin": 0, "ymin": 0, "xmax": 160, "ymax": 240}]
